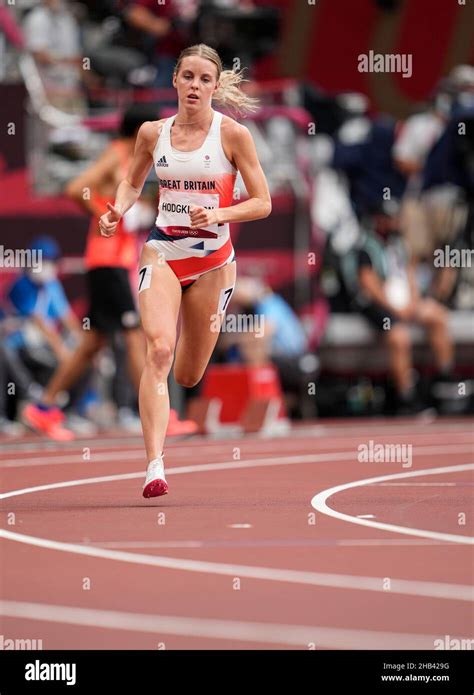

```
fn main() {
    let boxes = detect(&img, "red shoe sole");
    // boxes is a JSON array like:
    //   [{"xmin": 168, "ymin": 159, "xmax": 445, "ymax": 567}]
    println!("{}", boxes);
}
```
[{"xmin": 143, "ymin": 479, "xmax": 169, "ymax": 499}]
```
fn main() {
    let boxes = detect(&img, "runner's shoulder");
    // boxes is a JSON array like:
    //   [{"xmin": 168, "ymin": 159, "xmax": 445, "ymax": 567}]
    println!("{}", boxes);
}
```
[
  {"xmin": 221, "ymin": 115, "xmax": 252, "ymax": 146},
  {"xmin": 221, "ymin": 116, "xmax": 254, "ymax": 167},
  {"xmin": 221, "ymin": 114, "xmax": 248, "ymax": 136}
]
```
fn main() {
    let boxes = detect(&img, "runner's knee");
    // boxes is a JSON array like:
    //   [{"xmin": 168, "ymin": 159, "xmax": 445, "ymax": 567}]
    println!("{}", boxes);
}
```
[
  {"xmin": 173, "ymin": 367, "xmax": 202, "ymax": 389},
  {"xmin": 147, "ymin": 337, "xmax": 175, "ymax": 374}
]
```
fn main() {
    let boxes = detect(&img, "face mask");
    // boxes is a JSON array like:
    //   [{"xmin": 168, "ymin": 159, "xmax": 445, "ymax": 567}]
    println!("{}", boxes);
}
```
[
  {"xmin": 28, "ymin": 260, "xmax": 57, "ymax": 285},
  {"xmin": 434, "ymin": 94, "xmax": 452, "ymax": 118},
  {"xmin": 457, "ymin": 91, "xmax": 474, "ymax": 109}
]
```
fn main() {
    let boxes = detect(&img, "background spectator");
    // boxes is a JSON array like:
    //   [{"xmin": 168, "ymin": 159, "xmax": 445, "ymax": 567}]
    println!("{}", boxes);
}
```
[
  {"xmin": 22, "ymin": 0, "xmax": 86, "ymax": 112},
  {"xmin": 353, "ymin": 208, "xmax": 455, "ymax": 414},
  {"xmin": 126, "ymin": 0, "xmax": 196, "ymax": 88}
]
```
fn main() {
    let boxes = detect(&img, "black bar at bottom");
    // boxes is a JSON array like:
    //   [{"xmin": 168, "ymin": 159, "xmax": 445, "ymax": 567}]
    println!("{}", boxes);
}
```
[{"xmin": 0, "ymin": 649, "xmax": 472, "ymax": 692}]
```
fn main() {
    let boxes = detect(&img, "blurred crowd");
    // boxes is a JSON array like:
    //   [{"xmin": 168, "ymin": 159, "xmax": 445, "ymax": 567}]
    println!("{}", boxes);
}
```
[
  {"xmin": 310, "ymin": 65, "xmax": 474, "ymax": 415},
  {"xmin": 2, "ymin": 0, "xmax": 275, "ymax": 97},
  {"xmin": 0, "ymin": 0, "xmax": 278, "ymax": 192},
  {"xmin": 0, "ymin": 0, "xmax": 473, "ymax": 436}
]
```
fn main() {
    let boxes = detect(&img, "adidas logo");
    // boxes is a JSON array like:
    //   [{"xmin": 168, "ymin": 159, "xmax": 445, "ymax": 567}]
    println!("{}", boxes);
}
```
[{"xmin": 156, "ymin": 155, "xmax": 169, "ymax": 167}]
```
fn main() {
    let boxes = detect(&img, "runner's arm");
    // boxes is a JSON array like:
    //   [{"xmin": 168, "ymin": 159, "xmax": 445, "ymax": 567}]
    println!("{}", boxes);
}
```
[
  {"xmin": 99, "ymin": 121, "xmax": 161, "ymax": 236},
  {"xmin": 113, "ymin": 121, "xmax": 159, "ymax": 216},
  {"xmin": 217, "ymin": 124, "xmax": 271, "ymax": 224}
]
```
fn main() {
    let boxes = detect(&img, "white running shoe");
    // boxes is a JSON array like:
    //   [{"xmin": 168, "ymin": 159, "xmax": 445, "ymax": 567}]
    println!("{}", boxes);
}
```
[{"xmin": 142, "ymin": 454, "xmax": 168, "ymax": 499}]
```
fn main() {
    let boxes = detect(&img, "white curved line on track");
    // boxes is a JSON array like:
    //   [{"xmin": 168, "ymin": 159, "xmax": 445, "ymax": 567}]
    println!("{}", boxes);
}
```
[
  {"xmin": 311, "ymin": 463, "xmax": 474, "ymax": 545},
  {"xmin": 1, "ymin": 529, "xmax": 472, "ymax": 601},
  {"xmin": 0, "ymin": 454, "xmax": 473, "ymax": 601},
  {"xmin": 0, "ymin": 600, "xmax": 462, "ymax": 650}
]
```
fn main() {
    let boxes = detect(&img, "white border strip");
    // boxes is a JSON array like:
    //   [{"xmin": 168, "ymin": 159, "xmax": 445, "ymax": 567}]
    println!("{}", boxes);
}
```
[
  {"xmin": 0, "ymin": 600, "xmax": 459, "ymax": 650},
  {"xmin": 1, "ymin": 528, "xmax": 472, "ymax": 602}
]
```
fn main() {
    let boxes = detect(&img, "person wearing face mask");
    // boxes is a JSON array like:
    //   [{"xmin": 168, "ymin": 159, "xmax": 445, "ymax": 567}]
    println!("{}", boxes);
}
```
[
  {"xmin": 352, "ymin": 204, "xmax": 455, "ymax": 415},
  {"xmin": 22, "ymin": 0, "xmax": 85, "ymax": 113},
  {"xmin": 5, "ymin": 236, "xmax": 82, "ymax": 395},
  {"xmin": 395, "ymin": 68, "xmax": 474, "ymax": 270},
  {"xmin": 418, "ymin": 66, "xmax": 474, "ymax": 307},
  {"xmin": 0, "ymin": 314, "xmax": 40, "ymax": 438},
  {"xmin": 394, "ymin": 84, "xmax": 451, "ymax": 264}
]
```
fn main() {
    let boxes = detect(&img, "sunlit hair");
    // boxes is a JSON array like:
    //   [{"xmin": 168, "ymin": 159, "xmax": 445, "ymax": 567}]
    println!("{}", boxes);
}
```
[{"xmin": 174, "ymin": 44, "xmax": 259, "ymax": 117}]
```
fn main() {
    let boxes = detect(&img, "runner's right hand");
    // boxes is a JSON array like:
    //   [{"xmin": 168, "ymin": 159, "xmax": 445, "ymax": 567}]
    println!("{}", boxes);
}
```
[{"xmin": 99, "ymin": 203, "xmax": 122, "ymax": 237}]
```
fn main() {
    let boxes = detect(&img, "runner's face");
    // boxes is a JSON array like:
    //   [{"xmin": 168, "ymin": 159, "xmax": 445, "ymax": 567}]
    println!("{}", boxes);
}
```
[
  {"xmin": 45, "ymin": 0, "xmax": 63, "ymax": 10},
  {"xmin": 174, "ymin": 56, "xmax": 219, "ymax": 110}
]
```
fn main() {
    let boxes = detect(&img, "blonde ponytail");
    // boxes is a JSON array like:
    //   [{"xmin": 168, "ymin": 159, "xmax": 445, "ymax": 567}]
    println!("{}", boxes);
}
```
[
  {"xmin": 213, "ymin": 68, "xmax": 260, "ymax": 116},
  {"xmin": 174, "ymin": 44, "xmax": 260, "ymax": 117}
]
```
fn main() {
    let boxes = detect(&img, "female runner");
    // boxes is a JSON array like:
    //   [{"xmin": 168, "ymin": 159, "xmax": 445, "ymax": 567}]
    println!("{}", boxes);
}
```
[{"xmin": 99, "ymin": 43, "xmax": 272, "ymax": 498}]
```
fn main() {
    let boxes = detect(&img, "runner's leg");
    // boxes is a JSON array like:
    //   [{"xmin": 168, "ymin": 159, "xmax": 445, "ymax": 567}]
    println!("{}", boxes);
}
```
[
  {"xmin": 138, "ymin": 246, "xmax": 181, "ymax": 461},
  {"xmin": 174, "ymin": 261, "xmax": 236, "ymax": 387}
]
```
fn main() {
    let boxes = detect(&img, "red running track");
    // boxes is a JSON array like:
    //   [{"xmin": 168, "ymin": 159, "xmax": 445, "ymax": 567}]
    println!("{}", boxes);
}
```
[{"xmin": 0, "ymin": 417, "xmax": 473, "ymax": 650}]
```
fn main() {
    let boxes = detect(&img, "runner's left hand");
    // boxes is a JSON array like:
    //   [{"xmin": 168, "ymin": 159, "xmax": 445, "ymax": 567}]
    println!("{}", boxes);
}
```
[{"xmin": 189, "ymin": 205, "xmax": 219, "ymax": 228}]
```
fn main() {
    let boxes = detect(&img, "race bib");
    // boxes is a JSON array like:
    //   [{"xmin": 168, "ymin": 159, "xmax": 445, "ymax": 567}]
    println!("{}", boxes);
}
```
[
  {"xmin": 156, "ymin": 189, "xmax": 220, "ymax": 236},
  {"xmin": 138, "ymin": 264, "xmax": 153, "ymax": 293},
  {"xmin": 217, "ymin": 284, "xmax": 235, "ymax": 314}
]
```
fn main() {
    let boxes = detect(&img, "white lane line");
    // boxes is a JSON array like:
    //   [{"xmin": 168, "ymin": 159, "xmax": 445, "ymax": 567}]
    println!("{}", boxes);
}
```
[
  {"xmin": 0, "ymin": 471, "xmax": 141, "ymax": 500},
  {"xmin": 89, "ymin": 540, "xmax": 206, "ymax": 549},
  {"xmin": 83, "ymin": 538, "xmax": 452, "ymax": 550},
  {"xmin": 311, "ymin": 464, "xmax": 474, "ymax": 546},
  {"xmin": 378, "ymin": 483, "xmax": 467, "ymax": 487},
  {"xmin": 2, "ymin": 420, "xmax": 472, "ymax": 453},
  {"xmin": 0, "ymin": 600, "xmax": 453, "ymax": 650},
  {"xmin": 0, "ymin": 450, "xmax": 144, "ymax": 468},
  {"xmin": 228, "ymin": 524, "xmax": 253, "ymax": 529},
  {"xmin": 1, "ymin": 529, "xmax": 471, "ymax": 601},
  {"xmin": 357, "ymin": 514, "xmax": 376, "ymax": 519},
  {"xmin": 336, "ymin": 539, "xmax": 450, "ymax": 547},
  {"xmin": 0, "ymin": 430, "xmax": 474, "ymax": 468},
  {"xmin": 0, "ymin": 432, "xmax": 474, "ymax": 468},
  {"xmin": 308, "ymin": 420, "xmax": 472, "ymax": 433},
  {"xmin": 2, "ymin": 443, "xmax": 474, "ymax": 491}
]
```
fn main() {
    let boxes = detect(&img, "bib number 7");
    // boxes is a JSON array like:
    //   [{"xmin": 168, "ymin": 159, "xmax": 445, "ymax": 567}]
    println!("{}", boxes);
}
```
[
  {"xmin": 217, "ymin": 285, "xmax": 234, "ymax": 314},
  {"xmin": 138, "ymin": 265, "xmax": 152, "ymax": 293}
]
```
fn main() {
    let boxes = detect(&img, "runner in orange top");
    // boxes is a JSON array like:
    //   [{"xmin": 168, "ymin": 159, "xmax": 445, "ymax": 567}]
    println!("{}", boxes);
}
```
[{"xmin": 84, "ymin": 141, "xmax": 138, "ymax": 273}]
